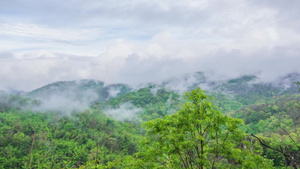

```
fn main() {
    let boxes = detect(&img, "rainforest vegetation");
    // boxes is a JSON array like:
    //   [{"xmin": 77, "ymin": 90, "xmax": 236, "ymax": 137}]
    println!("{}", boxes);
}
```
[{"xmin": 0, "ymin": 77, "xmax": 299, "ymax": 168}]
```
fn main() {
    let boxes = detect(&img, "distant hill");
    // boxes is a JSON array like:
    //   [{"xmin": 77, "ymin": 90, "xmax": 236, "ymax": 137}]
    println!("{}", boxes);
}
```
[
  {"xmin": 18, "ymin": 72, "xmax": 300, "ymax": 102},
  {"xmin": 2, "ymin": 72, "xmax": 299, "ymax": 115},
  {"xmin": 27, "ymin": 79, "xmax": 105, "ymax": 98},
  {"xmin": 27, "ymin": 79, "xmax": 131, "ymax": 101}
]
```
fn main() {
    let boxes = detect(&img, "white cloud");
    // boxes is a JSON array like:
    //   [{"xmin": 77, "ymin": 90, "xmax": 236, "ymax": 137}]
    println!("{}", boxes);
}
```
[
  {"xmin": 105, "ymin": 102, "xmax": 143, "ymax": 121},
  {"xmin": 0, "ymin": 23, "xmax": 105, "ymax": 41},
  {"xmin": 0, "ymin": 0, "xmax": 300, "ymax": 91}
]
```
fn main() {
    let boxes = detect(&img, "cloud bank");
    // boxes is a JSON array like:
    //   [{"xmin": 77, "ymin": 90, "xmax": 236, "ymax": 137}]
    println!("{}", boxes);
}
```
[{"xmin": 0, "ymin": 0, "xmax": 299, "ymax": 91}]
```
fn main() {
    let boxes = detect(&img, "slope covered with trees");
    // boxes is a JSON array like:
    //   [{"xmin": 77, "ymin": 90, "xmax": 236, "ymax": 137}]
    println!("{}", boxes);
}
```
[
  {"xmin": 0, "ymin": 108, "xmax": 141, "ymax": 168},
  {"xmin": 0, "ymin": 74, "xmax": 299, "ymax": 168},
  {"xmin": 231, "ymin": 93, "xmax": 300, "ymax": 168}
]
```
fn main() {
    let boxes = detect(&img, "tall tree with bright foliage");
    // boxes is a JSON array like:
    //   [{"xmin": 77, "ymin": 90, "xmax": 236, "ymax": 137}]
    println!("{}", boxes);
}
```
[{"xmin": 133, "ymin": 87, "xmax": 273, "ymax": 168}]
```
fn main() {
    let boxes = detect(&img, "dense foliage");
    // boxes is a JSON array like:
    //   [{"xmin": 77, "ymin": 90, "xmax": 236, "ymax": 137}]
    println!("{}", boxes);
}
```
[
  {"xmin": 0, "ymin": 78, "xmax": 299, "ymax": 168},
  {"xmin": 132, "ymin": 88, "xmax": 273, "ymax": 168},
  {"xmin": 231, "ymin": 94, "xmax": 300, "ymax": 168},
  {"xmin": 0, "ymin": 109, "xmax": 141, "ymax": 168},
  {"xmin": 100, "ymin": 87, "xmax": 181, "ymax": 121}
]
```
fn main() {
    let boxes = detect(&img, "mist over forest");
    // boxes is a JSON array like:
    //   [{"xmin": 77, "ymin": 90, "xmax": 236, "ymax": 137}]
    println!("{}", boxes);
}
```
[{"xmin": 1, "ymin": 0, "xmax": 300, "ymax": 168}]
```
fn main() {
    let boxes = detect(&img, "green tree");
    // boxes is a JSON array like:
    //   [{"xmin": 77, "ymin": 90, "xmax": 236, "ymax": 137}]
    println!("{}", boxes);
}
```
[
  {"xmin": 250, "ymin": 82, "xmax": 300, "ymax": 168},
  {"xmin": 134, "ymin": 87, "xmax": 272, "ymax": 169},
  {"xmin": 296, "ymin": 82, "xmax": 300, "ymax": 91}
]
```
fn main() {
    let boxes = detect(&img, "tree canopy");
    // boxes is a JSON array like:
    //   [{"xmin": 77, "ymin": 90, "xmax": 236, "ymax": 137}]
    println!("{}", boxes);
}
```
[{"xmin": 133, "ymin": 87, "xmax": 273, "ymax": 168}]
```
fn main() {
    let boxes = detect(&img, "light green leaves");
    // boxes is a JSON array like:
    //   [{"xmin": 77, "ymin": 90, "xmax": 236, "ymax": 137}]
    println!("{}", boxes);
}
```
[{"xmin": 137, "ymin": 87, "xmax": 272, "ymax": 168}]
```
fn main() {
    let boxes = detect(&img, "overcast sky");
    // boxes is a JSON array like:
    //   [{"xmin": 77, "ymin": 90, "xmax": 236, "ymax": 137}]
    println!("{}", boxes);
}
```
[{"xmin": 1, "ymin": 0, "xmax": 300, "ymax": 91}]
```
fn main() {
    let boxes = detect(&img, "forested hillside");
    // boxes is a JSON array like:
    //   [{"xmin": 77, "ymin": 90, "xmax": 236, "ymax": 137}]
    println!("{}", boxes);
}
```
[{"xmin": 0, "ymin": 73, "xmax": 299, "ymax": 168}]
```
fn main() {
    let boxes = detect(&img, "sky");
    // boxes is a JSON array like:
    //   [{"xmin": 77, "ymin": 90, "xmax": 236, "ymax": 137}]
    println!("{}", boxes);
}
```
[{"xmin": 1, "ymin": 0, "xmax": 300, "ymax": 91}]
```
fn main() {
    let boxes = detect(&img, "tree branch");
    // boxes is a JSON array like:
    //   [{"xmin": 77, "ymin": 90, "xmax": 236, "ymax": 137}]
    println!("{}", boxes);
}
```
[
  {"xmin": 280, "ymin": 127, "xmax": 300, "ymax": 150},
  {"xmin": 250, "ymin": 134, "xmax": 285, "ymax": 155}
]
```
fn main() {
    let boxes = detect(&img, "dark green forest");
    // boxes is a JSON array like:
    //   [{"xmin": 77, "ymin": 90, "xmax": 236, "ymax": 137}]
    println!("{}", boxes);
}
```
[{"xmin": 0, "ymin": 77, "xmax": 299, "ymax": 168}]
